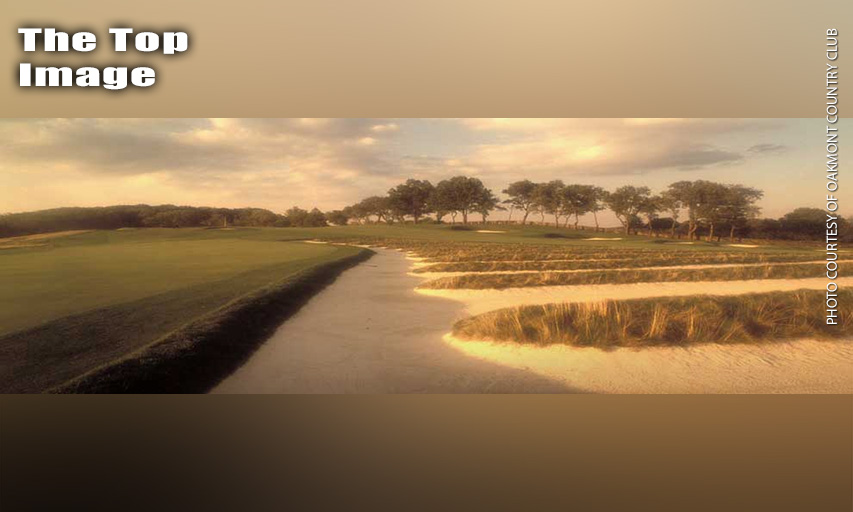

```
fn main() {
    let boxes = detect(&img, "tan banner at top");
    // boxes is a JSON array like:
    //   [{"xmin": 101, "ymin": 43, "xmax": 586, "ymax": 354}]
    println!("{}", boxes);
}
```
[{"xmin": 1, "ymin": 0, "xmax": 849, "ymax": 117}]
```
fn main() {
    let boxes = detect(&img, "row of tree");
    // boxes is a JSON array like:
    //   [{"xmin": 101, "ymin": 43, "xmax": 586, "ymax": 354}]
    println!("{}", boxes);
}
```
[
  {"xmin": 0, "ymin": 205, "xmax": 329, "ymax": 238},
  {"xmin": 502, "ymin": 180, "xmax": 764, "ymax": 241},
  {"xmin": 335, "ymin": 177, "xmax": 768, "ymax": 241},
  {"xmin": 340, "ymin": 177, "xmax": 500, "ymax": 226}
]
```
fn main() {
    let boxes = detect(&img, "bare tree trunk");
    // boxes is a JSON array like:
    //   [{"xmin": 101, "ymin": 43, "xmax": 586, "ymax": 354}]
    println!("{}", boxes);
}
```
[
  {"xmin": 574, "ymin": 214, "xmax": 580, "ymax": 230},
  {"xmin": 729, "ymin": 224, "xmax": 736, "ymax": 242},
  {"xmin": 462, "ymin": 211, "xmax": 468, "ymax": 224},
  {"xmin": 522, "ymin": 210, "xmax": 530, "ymax": 225},
  {"xmin": 688, "ymin": 221, "xmax": 697, "ymax": 241},
  {"xmin": 670, "ymin": 219, "xmax": 676, "ymax": 238},
  {"xmin": 707, "ymin": 223, "xmax": 715, "ymax": 242},
  {"xmin": 593, "ymin": 211, "xmax": 600, "ymax": 232}
]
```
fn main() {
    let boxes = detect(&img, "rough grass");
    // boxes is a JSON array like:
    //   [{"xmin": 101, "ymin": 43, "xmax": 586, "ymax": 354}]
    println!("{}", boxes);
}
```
[
  {"xmin": 410, "ymin": 246, "xmax": 813, "ymax": 263},
  {"xmin": 452, "ymin": 290, "xmax": 853, "ymax": 347},
  {"xmin": 326, "ymin": 236, "xmax": 813, "ymax": 264},
  {"xmin": 413, "ymin": 247, "xmax": 678, "ymax": 262},
  {"xmin": 415, "ymin": 253, "xmax": 822, "ymax": 273},
  {"xmin": 420, "ymin": 262, "xmax": 828, "ymax": 289}
]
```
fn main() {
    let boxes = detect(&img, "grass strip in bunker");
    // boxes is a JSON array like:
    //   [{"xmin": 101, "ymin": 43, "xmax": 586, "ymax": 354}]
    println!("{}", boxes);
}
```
[
  {"xmin": 414, "ymin": 253, "xmax": 821, "ymax": 273},
  {"xmin": 420, "ymin": 262, "xmax": 829, "ymax": 289},
  {"xmin": 338, "ymin": 237, "xmax": 814, "ymax": 263},
  {"xmin": 452, "ymin": 289, "xmax": 853, "ymax": 348},
  {"xmin": 46, "ymin": 249, "xmax": 373, "ymax": 393}
]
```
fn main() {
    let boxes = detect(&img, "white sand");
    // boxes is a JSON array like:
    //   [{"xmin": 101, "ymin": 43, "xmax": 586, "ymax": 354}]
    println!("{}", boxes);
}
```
[
  {"xmin": 476, "ymin": 230, "xmax": 506, "ymax": 233},
  {"xmin": 416, "ymin": 277, "xmax": 853, "ymax": 315},
  {"xmin": 302, "ymin": 240, "xmax": 329, "ymax": 244},
  {"xmin": 444, "ymin": 335, "xmax": 853, "ymax": 393},
  {"xmin": 728, "ymin": 244, "xmax": 760, "ymax": 248},
  {"xmin": 584, "ymin": 237, "xmax": 622, "ymax": 241}
]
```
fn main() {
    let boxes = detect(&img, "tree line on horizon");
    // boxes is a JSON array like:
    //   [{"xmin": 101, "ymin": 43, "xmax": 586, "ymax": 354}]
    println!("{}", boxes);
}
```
[
  {"xmin": 0, "ymin": 204, "xmax": 328, "ymax": 238},
  {"xmin": 336, "ymin": 177, "xmax": 841, "ymax": 242},
  {"xmin": 0, "ymin": 176, "xmax": 844, "ymax": 242}
]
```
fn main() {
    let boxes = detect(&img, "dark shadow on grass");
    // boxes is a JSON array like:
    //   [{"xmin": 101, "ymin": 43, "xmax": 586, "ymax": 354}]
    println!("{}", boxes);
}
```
[
  {"xmin": 540, "ymin": 232, "xmax": 586, "ymax": 239},
  {"xmin": 37, "ymin": 250, "xmax": 374, "ymax": 394}
]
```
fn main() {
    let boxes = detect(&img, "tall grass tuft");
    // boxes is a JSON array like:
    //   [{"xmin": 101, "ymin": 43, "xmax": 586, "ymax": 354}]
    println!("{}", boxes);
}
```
[
  {"xmin": 452, "ymin": 290, "xmax": 853, "ymax": 348},
  {"xmin": 421, "ymin": 262, "xmax": 829, "ymax": 289},
  {"xmin": 414, "ymin": 253, "xmax": 822, "ymax": 273}
]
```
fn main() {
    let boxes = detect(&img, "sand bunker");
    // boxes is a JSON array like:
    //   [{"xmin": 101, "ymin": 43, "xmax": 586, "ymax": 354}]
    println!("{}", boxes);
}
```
[
  {"xmin": 216, "ymin": 247, "xmax": 851, "ymax": 394},
  {"xmin": 214, "ymin": 248, "xmax": 568, "ymax": 393},
  {"xmin": 444, "ymin": 335, "xmax": 853, "ymax": 393},
  {"xmin": 0, "ymin": 243, "xmax": 44, "ymax": 250},
  {"xmin": 476, "ymin": 230, "xmax": 506, "ymax": 234},
  {"xmin": 728, "ymin": 244, "xmax": 760, "ymax": 248},
  {"xmin": 0, "ymin": 229, "xmax": 91, "ymax": 243},
  {"xmin": 584, "ymin": 237, "xmax": 622, "ymax": 241},
  {"xmin": 0, "ymin": 230, "xmax": 92, "ymax": 249}
]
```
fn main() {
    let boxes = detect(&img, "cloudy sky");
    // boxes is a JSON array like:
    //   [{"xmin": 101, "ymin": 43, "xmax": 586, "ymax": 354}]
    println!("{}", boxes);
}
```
[{"xmin": 0, "ymin": 118, "xmax": 841, "ymax": 226}]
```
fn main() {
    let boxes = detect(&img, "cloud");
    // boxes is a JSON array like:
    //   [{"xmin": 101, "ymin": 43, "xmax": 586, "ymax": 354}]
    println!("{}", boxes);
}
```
[
  {"xmin": 747, "ymin": 143, "xmax": 787, "ymax": 154},
  {"xmin": 443, "ymin": 119, "xmax": 753, "ymax": 179},
  {"xmin": 371, "ymin": 123, "xmax": 399, "ymax": 133},
  {"xmin": 0, "ymin": 118, "xmax": 407, "ymax": 182},
  {"xmin": 0, "ymin": 118, "xmax": 409, "ymax": 212},
  {"xmin": 0, "ymin": 118, "xmax": 791, "ymax": 214}
]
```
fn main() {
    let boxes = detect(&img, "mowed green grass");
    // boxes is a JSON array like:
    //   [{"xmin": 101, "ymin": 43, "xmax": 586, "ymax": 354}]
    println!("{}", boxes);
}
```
[
  {"xmin": 295, "ymin": 223, "xmax": 815, "ymax": 254},
  {"xmin": 0, "ymin": 232, "xmax": 352, "ymax": 335},
  {"xmin": 0, "ymin": 229, "xmax": 362, "ymax": 392}
]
